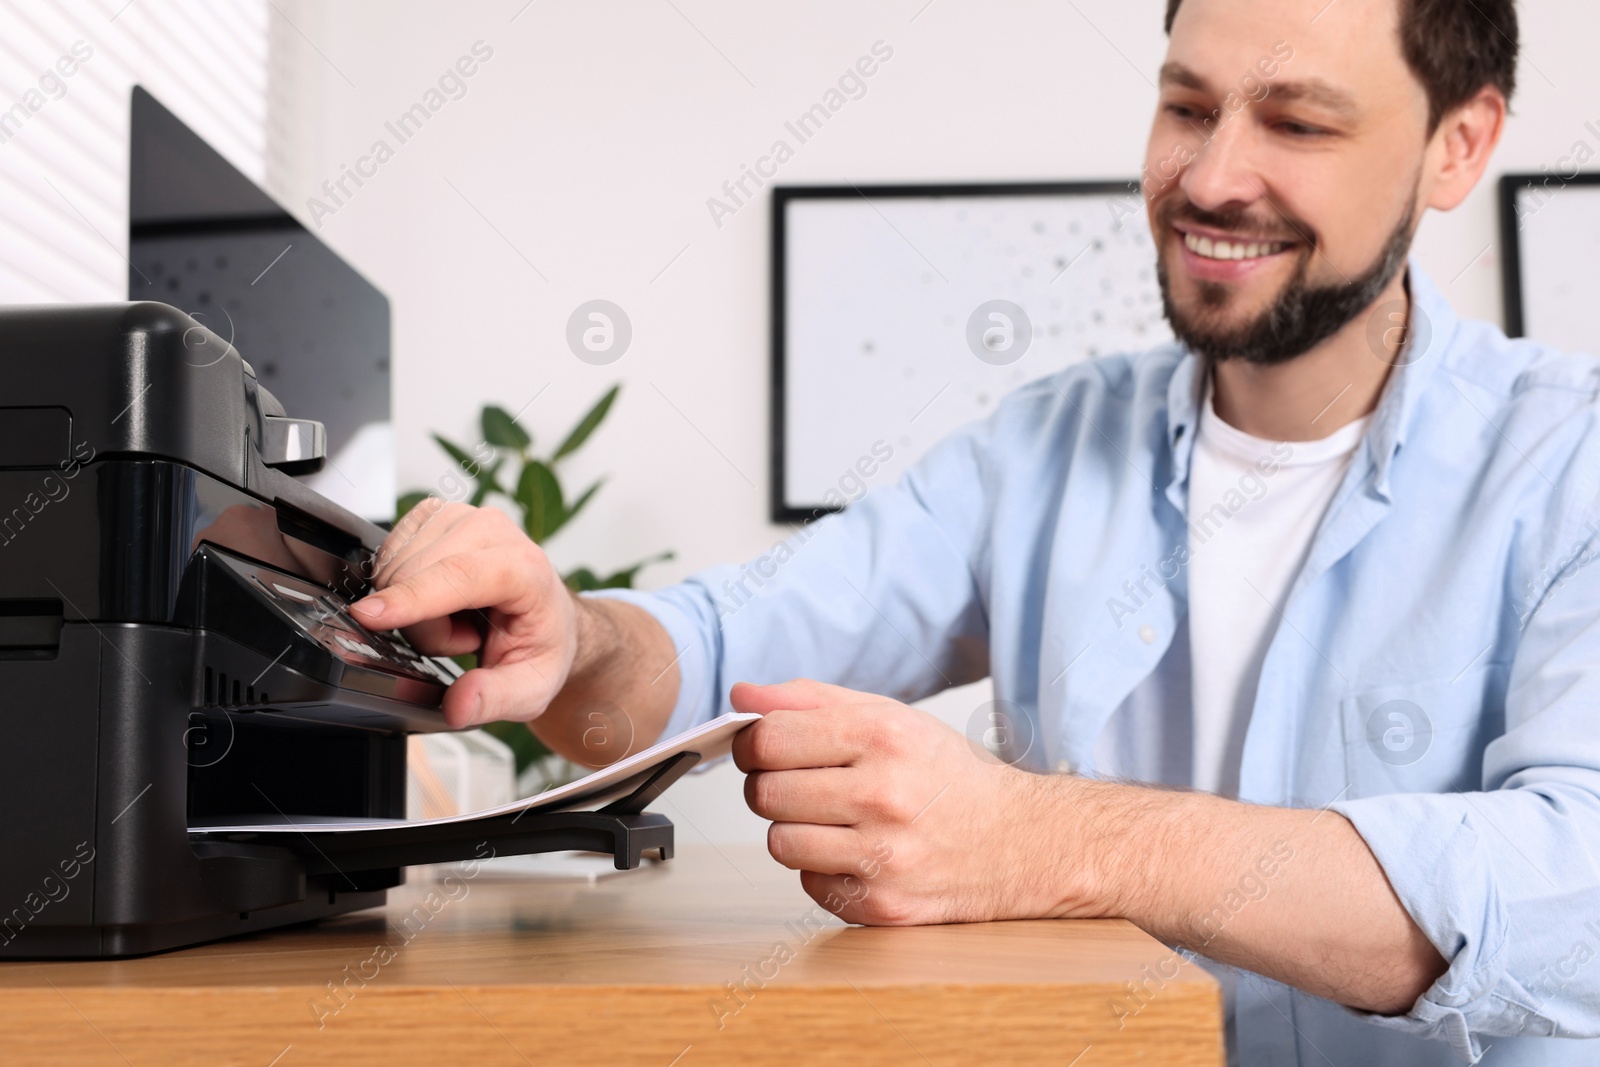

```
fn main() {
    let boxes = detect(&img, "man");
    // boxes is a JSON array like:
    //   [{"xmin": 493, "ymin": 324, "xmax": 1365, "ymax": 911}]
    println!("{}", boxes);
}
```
[{"xmin": 354, "ymin": 0, "xmax": 1600, "ymax": 1061}]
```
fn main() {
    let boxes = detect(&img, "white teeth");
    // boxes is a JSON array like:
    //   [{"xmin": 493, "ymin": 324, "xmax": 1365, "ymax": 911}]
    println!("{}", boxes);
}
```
[{"xmin": 1183, "ymin": 232, "xmax": 1287, "ymax": 261}]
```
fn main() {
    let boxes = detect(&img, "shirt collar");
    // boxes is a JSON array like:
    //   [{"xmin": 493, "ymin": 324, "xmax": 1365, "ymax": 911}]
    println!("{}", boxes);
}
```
[
  {"xmin": 1365, "ymin": 261, "xmax": 1454, "ymax": 497},
  {"xmin": 1164, "ymin": 258, "xmax": 1455, "ymax": 504},
  {"xmin": 1163, "ymin": 341, "xmax": 1205, "ymax": 514}
]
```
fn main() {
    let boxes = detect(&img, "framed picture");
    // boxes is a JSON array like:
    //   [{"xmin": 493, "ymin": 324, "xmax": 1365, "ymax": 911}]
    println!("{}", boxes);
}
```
[
  {"xmin": 771, "ymin": 181, "xmax": 1170, "ymax": 523},
  {"xmin": 1499, "ymin": 171, "xmax": 1600, "ymax": 349}
]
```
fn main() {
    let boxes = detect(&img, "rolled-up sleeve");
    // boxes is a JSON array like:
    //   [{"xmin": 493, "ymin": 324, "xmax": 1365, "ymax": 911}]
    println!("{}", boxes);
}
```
[
  {"xmin": 586, "ymin": 417, "xmax": 999, "ymax": 743},
  {"xmin": 1332, "ymin": 529, "xmax": 1600, "ymax": 1062}
]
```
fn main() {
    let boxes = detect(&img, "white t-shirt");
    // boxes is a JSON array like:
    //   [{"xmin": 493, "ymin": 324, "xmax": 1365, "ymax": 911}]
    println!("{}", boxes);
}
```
[{"xmin": 1187, "ymin": 390, "xmax": 1370, "ymax": 796}]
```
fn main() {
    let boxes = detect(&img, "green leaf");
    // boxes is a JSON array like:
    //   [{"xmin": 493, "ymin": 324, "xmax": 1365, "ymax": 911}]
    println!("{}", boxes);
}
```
[
  {"xmin": 542, "ymin": 476, "xmax": 606, "ymax": 542},
  {"xmin": 481, "ymin": 405, "xmax": 531, "ymax": 451},
  {"xmin": 433, "ymin": 433, "xmax": 479, "ymax": 473},
  {"xmin": 396, "ymin": 491, "xmax": 430, "ymax": 520},
  {"xmin": 433, "ymin": 433, "xmax": 506, "ymax": 505},
  {"xmin": 516, "ymin": 459, "xmax": 565, "ymax": 542},
  {"xmin": 480, "ymin": 720, "xmax": 553, "ymax": 775},
  {"xmin": 562, "ymin": 567, "xmax": 601, "ymax": 592},
  {"xmin": 562, "ymin": 478, "xmax": 605, "ymax": 528},
  {"xmin": 595, "ymin": 550, "xmax": 675, "ymax": 589},
  {"xmin": 551, "ymin": 385, "xmax": 619, "ymax": 463},
  {"xmin": 468, "ymin": 458, "xmax": 506, "ymax": 506}
]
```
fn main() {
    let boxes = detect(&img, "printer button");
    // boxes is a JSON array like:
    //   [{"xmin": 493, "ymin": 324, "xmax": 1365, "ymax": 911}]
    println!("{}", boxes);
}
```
[
  {"xmin": 271, "ymin": 582, "xmax": 317, "ymax": 603},
  {"xmin": 333, "ymin": 633, "xmax": 381, "ymax": 659},
  {"xmin": 382, "ymin": 637, "xmax": 423, "ymax": 664},
  {"xmin": 418, "ymin": 658, "xmax": 456, "ymax": 684}
]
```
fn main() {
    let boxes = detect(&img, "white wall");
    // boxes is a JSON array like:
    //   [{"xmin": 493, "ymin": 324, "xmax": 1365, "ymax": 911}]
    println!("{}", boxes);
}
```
[{"xmin": 266, "ymin": 0, "xmax": 1600, "ymax": 841}]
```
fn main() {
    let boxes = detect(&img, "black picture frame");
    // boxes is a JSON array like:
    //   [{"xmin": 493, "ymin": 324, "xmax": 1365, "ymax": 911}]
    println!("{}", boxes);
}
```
[
  {"xmin": 769, "ymin": 179, "xmax": 1141, "ymax": 525},
  {"xmin": 1498, "ymin": 170, "xmax": 1600, "ymax": 339}
]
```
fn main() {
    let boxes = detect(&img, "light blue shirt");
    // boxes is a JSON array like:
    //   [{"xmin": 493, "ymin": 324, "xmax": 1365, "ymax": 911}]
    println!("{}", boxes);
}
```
[{"xmin": 594, "ymin": 263, "xmax": 1600, "ymax": 1065}]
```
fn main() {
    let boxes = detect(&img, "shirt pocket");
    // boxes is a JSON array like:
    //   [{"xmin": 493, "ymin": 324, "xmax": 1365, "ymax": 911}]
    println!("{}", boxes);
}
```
[{"xmin": 1339, "ymin": 663, "xmax": 1509, "ymax": 797}]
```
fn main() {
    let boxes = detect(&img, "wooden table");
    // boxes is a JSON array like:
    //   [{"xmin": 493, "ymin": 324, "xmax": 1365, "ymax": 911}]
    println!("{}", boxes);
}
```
[{"xmin": 0, "ymin": 845, "xmax": 1221, "ymax": 1066}]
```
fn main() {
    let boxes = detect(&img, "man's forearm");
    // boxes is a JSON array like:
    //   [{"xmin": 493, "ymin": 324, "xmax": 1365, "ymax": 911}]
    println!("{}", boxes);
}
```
[
  {"xmin": 1041, "ymin": 777, "xmax": 1447, "ymax": 1015},
  {"xmin": 528, "ymin": 596, "xmax": 681, "ymax": 767}
]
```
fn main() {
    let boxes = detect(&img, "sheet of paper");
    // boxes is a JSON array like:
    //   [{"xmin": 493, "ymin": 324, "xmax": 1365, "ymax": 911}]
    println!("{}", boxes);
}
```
[{"xmin": 190, "ymin": 711, "xmax": 759, "ymax": 834}]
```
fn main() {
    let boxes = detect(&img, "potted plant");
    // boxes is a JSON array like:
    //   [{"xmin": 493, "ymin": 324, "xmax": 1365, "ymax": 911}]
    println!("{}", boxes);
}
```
[{"xmin": 398, "ymin": 384, "xmax": 672, "ymax": 792}]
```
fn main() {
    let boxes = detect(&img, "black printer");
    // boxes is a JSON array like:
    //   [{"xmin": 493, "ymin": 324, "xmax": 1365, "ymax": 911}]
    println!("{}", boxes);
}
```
[{"xmin": 0, "ymin": 303, "xmax": 684, "ymax": 959}]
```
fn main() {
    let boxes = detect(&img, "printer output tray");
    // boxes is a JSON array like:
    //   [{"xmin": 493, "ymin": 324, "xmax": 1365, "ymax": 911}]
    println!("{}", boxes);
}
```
[{"xmin": 191, "ymin": 751, "xmax": 697, "ymax": 877}]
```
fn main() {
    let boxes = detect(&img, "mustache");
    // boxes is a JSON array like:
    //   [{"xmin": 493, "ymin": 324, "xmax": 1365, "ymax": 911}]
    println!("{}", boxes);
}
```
[{"xmin": 1156, "ymin": 198, "xmax": 1315, "ymax": 249}]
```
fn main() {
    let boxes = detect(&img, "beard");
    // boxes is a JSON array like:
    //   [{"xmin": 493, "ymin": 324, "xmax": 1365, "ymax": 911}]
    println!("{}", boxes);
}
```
[{"xmin": 1154, "ymin": 194, "xmax": 1417, "ymax": 367}]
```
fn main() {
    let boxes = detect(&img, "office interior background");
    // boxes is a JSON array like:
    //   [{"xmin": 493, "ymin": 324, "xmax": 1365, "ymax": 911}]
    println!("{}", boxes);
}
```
[{"xmin": 0, "ymin": 0, "xmax": 1592, "ymax": 843}]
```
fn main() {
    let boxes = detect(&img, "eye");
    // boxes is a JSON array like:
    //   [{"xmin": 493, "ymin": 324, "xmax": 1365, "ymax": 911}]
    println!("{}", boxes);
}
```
[
  {"xmin": 1164, "ymin": 103, "xmax": 1203, "ymax": 120},
  {"xmin": 1275, "ymin": 120, "xmax": 1328, "ymax": 138}
]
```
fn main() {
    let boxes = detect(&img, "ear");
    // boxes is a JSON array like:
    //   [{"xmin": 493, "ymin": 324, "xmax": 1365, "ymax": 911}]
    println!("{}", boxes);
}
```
[{"xmin": 1424, "ymin": 86, "xmax": 1506, "ymax": 212}]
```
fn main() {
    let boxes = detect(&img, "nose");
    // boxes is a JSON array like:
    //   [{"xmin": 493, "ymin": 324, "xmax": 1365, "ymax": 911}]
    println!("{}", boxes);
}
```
[{"xmin": 1176, "ymin": 116, "xmax": 1265, "ymax": 217}]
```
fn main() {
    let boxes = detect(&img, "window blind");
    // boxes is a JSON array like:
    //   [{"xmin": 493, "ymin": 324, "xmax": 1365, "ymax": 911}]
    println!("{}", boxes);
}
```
[{"xmin": 0, "ymin": 0, "xmax": 271, "ymax": 304}]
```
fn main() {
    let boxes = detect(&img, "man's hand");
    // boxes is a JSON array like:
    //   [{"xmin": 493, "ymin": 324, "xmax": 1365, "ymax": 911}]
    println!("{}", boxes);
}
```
[
  {"xmin": 350, "ymin": 499, "xmax": 681, "ymax": 763},
  {"xmin": 351, "ymin": 499, "xmax": 580, "ymax": 729},
  {"xmin": 732, "ymin": 678, "xmax": 1445, "ymax": 1014},
  {"xmin": 730, "ymin": 678, "xmax": 1092, "ymax": 926}
]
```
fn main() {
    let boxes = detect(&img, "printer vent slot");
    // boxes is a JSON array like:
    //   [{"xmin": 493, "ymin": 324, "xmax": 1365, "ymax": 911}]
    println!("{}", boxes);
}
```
[
  {"xmin": 207, "ymin": 667, "xmax": 239, "ymax": 707},
  {"xmin": 203, "ymin": 667, "xmax": 267, "ymax": 708}
]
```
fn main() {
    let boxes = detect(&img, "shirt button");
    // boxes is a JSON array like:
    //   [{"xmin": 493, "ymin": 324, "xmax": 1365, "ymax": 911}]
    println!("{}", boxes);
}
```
[{"xmin": 1138, "ymin": 624, "xmax": 1157, "ymax": 645}]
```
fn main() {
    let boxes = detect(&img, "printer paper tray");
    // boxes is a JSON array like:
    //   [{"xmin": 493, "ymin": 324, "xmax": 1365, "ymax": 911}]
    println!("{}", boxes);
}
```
[
  {"xmin": 190, "ymin": 712, "xmax": 754, "ymax": 838},
  {"xmin": 229, "ymin": 809, "xmax": 681, "ymax": 877},
  {"xmin": 189, "ymin": 746, "xmax": 710, "ymax": 875}
]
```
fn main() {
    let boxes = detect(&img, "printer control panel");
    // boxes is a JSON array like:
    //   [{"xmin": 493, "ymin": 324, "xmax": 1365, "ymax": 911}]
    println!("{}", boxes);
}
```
[{"xmin": 212, "ymin": 548, "xmax": 459, "ymax": 689}]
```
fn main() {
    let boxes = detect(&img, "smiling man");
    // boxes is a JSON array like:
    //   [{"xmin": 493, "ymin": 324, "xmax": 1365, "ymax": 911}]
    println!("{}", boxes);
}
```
[{"xmin": 354, "ymin": 0, "xmax": 1600, "ymax": 1062}]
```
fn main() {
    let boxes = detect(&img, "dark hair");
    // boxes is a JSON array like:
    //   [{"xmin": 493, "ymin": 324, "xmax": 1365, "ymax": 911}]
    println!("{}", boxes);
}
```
[{"xmin": 1163, "ymin": 0, "xmax": 1518, "ymax": 131}]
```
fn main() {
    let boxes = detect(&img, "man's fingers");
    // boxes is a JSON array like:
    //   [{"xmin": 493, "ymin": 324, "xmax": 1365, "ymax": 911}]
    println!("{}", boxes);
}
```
[
  {"xmin": 378, "ymin": 512, "xmax": 524, "ymax": 594},
  {"xmin": 398, "ymin": 613, "xmax": 484, "ymax": 657},
  {"xmin": 799, "ymin": 869, "xmax": 915, "ymax": 926},
  {"xmin": 438, "ymin": 647, "xmax": 562, "ymax": 728},
  {"xmin": 371, "ymin": 498, "xmax": 469, "ymax": 584},
  {"xmin": 745, "ymin": 768, "xmax": 862, "ymax": 825},
  {"xmin": 731, "ymin": 706, "xmax": 877, "ymax": 772},
  {"xmin": 352, "ymin": 549, "xmax": 533, "ymax": 632},
  {"xmin": 766, "ymin": 823, "xmax": 865, "ymax": 875},
  {"xmin": 729, "ymin": 678, "xmax": 865, "ymax": 716}
]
